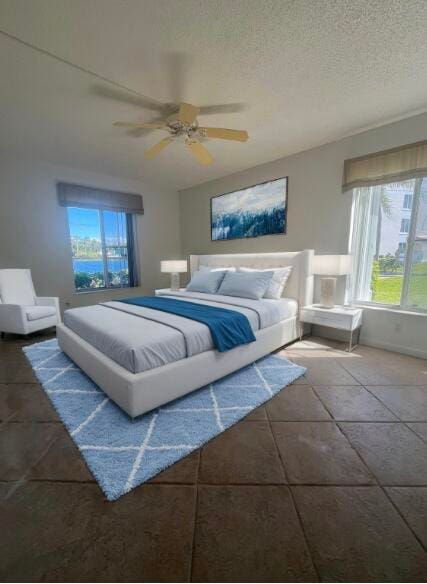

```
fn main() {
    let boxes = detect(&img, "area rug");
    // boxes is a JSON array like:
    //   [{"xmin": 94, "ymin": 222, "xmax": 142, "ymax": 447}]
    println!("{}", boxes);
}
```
[{"xmin": 23, "ymin": 339, "xmax": 306, "ymax": 501}]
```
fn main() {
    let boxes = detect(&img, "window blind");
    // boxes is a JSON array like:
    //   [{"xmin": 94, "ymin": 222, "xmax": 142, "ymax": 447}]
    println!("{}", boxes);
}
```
[
  {"xmin": 57, "ymin": 182, "xmax": 144, "ymax": 214},
  {"xmin": 342, "ymin": 140, "xmax": 427, "ymax": 192}
]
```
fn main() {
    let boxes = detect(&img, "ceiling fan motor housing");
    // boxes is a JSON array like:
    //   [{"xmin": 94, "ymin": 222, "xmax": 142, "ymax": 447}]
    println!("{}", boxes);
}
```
[{"xmin": 166, "ymin": 113, "xmax": 199, "ymax": 138}]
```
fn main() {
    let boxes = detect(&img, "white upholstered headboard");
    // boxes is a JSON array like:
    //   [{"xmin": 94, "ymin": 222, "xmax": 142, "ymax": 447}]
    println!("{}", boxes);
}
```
[{"xmin": 190, "ymin": 250, "xmax": 314, "ymax": 308}]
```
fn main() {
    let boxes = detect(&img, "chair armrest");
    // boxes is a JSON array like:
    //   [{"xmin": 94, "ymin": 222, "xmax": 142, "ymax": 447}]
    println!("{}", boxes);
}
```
[
  {"xmin": 0, "ymin": 304, "xmax": 27, "ymax": 332},
  {"xmin": 35, "ymin": 297, "xmax": 61, "ymax": 323},
  {"xmin": 35, "ymin": 296, "xmax": 59, "ymax": 307}
]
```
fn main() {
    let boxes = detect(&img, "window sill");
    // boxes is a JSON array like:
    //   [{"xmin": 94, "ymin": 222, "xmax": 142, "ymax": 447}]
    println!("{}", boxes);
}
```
[
  {"xmin": 353, "ymin": 302, "xmax": 427, "ymax": 317},
  {"xmin": 74, "ymin": 286, "xmax": 136, "ymax": 295}
]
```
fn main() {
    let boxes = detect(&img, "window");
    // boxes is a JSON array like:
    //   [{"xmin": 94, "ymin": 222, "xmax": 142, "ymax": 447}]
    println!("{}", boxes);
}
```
[
  {"xmin": 67, "ymin": 207, "xmax": 136, "ymax": 292},
  {"xmin": 350, "ymin": 178, "xmax": 427, "ymax": 311},
  {"xmin": 397, "ymin": 242, "xmax": 406, "ymax": 257},
  {"xmin": 403, "ymin": 193, "xmax": 413, "ymax": 210},
  {"xmin": 400, "ymin": 218, "xmax": 410, "ymax": 234}
]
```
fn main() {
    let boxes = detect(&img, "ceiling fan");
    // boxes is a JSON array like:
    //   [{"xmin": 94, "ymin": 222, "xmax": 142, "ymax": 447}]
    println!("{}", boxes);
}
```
[{"xmin": 113, "ymin": 102, "xmax": 249, "ymax": 165}]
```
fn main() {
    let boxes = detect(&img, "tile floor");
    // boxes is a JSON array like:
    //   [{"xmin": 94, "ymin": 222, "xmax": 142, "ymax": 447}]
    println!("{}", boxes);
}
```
[{"xmin": 0, "ymin": 331, "xmax": 426, "ymax": 582}]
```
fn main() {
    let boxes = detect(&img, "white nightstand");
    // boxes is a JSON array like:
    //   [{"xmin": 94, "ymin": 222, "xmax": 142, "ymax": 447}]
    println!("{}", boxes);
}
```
[
  {"xmin": 155, "ymin": 288, "xmax": 182, "ymax": 295},
  {"xmin": 299, "ymin": 304, "xmax": 363, "ymax": 352}
]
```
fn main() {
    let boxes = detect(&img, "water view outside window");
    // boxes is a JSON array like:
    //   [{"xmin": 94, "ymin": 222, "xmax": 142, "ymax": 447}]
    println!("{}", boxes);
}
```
[
  {"xmin": 351, "ymin": 178, "xmax": 427, "ymax": 310},
  {"xmin": 68, "ymin": 207, "xmax": 131, "ymax": 291}
]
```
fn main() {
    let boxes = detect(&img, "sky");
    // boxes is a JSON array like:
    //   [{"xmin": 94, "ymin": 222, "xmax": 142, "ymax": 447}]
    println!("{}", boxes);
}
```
[
  {"xmin": 68, "ymin": 207, "xmax": 101, "ymax": 239},
  {"xmin": 212, "ymin": 177, "xmax": 287, "ymax": 217},
  {"xmin": 68, "ymin": 207, "xmax": 127, "ymax": 244}
]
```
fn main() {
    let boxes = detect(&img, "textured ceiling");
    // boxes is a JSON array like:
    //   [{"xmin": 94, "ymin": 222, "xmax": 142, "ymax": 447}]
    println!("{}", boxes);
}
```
[{"xmin": 0, "ymin": 0, "xmax": 426, "ymax": 189}]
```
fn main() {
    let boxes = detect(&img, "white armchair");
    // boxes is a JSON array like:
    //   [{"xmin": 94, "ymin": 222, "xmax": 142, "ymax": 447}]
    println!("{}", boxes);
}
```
[{"xmin": 0, "ymin": 269, "xmax": 61, "ymax": 337}]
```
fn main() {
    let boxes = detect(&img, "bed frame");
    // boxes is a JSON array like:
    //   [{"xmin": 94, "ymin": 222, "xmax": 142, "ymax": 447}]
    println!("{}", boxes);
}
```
[{"xmin": 57, "ymin": 250, "xmax": 314, "ymax": 417}]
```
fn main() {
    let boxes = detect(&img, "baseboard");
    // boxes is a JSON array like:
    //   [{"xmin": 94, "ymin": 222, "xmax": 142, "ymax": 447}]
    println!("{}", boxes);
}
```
[
  {"xmin": 358, "ymin": 337, "xmax": 427, "ymax": 360},
  {"xmin": 312, "ymin": 324, "xmax": 426, "ymax": 359}
]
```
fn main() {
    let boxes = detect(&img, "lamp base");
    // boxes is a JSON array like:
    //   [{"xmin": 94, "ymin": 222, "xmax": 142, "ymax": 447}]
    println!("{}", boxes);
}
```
[
  {"xmin": 170, "ymin": 272, "xmax": 180, "ymax": 291},
  {"xmin": 319, "ymin": 277, "xmax": 336, "ymax": 309}
]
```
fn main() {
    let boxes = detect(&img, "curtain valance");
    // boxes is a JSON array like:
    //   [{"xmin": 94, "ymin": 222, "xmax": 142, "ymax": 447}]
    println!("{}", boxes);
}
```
[
  {"xmin": 342, "ymin": 140, "xmax": 427, "ymax": 192},
  {"xmin": 57, "ymin": 182, "xmax": 144, "ymax": 214}
]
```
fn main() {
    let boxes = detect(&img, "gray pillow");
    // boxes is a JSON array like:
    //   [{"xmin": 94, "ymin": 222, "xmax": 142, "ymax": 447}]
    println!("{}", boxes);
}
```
[
  {"xmin": 239, "ymin": 266, "xmax": 293, "ymax": 299},
  {"xmin": 186, "ymin": 270, "xmax": 226, "ymax": 294},
  {"xmin": 217, "ymin": 270, "xmax": 274, "ymax": 300}
]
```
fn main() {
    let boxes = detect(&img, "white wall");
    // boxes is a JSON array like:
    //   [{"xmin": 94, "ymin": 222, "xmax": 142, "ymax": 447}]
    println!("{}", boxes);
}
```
[
  {"xmin": 0, "ymin": 157, "xmax": 181, "ymax": 310},
  {"xmin": 179, "ymin": 113, "xmax": 427, "ymax": 358}
]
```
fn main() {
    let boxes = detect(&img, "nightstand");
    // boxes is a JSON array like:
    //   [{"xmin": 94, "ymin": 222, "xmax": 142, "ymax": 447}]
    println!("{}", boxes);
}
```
[
  {"xmin": 299, "ymin": 304, "xmax": 363, "ymax": 352},
  {"xmin": 155, "ymin": 288, "xmax": 182, "ymax": 295}
]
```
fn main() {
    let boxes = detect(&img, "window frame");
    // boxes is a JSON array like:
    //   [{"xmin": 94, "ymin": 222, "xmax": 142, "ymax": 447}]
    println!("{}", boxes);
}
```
[
  {"xmin": 402, "ymin": 193, "xmax": 413, "ymax": 210},
  {"xmin": 400, "ymin": 217, "xmax": 410, "ymax": 234},
  {"xmin": 397, "ymin": 242, "xmax": 406, "ymax": 255},
  {"xmin": 351, "ymin": 177, "xmax": 427, "ymax": 314},
  {"xmin": 68, "ymin": 206, "xmax": 136, "ymax": 293},
  {"xmin": 400, "ymin": 178, "xmax": 425, "ymax": 310}
]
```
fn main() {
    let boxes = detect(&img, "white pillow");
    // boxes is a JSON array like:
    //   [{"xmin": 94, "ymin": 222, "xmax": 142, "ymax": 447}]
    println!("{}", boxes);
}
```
[
  {"xmin": 199, "ymin": 265, "xmax": 236, "ymax": 272},
  {"xmin": 239, "ymin": 266, "xmax": 292, "ymax": 299},
  {"xmin": 217, "ymin": 270, "xmax": 274, "ymax": 300}
]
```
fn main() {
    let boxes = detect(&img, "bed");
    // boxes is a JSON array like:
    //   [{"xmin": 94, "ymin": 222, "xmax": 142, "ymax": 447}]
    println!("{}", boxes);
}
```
[{"xmin": 57, "ymin": 250, "xmax": 314, "ymax": 417}]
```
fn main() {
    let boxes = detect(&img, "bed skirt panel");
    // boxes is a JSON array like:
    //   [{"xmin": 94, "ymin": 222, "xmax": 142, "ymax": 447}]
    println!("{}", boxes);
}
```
[{"xmin": 57, "ymin": 317, "xmax": 299, "ymax": 417}]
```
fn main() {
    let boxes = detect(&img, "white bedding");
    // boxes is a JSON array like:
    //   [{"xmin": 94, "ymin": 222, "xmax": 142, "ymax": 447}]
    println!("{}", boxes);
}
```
[{"xmin": 63, "ymin": 290, "xmax": 297, "ymax": 374}]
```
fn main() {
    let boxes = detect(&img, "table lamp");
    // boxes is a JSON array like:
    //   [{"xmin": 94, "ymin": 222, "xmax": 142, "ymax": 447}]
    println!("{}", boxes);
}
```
[
  {"xmin": 161, "ymin": 260, "xmax": 188, "ymax": 291},
  {"xmin": 312, "ymin": 255, "xmax": 352, "ymax": 308}
]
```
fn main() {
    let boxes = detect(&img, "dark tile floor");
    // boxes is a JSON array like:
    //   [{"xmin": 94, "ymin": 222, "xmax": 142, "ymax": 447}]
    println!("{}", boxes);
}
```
[{"xmin": 0, "ymin": 331, "xmax": 426, "ymax": 582}]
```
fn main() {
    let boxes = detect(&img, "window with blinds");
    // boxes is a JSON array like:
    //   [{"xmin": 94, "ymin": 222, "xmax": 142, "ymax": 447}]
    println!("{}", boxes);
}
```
[{"xmin": 58, "ymin": 182, "xmax": 141, "ymax": 292}]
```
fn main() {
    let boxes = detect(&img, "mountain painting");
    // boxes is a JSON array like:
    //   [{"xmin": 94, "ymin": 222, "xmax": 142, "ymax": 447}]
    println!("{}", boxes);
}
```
[{"xmin": 211, "ymin": 177, "xmax": 288, "ymax": 240}]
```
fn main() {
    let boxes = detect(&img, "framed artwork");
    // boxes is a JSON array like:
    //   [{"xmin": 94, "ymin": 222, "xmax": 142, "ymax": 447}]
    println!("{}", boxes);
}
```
[{"xmin": 211, "ymin": 176, "xmax": 288, "ymax": 241}]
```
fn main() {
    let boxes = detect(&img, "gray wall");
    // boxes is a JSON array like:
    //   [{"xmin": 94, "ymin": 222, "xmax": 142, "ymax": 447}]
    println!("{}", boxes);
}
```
[
  {"xmin": 179, "ymin": 113, "xmax": 427, "ymax": 358},
  {"xmin": 0, "ymin": 157, "xmax": 181, "ymax": 310},
  {"xmin": 1, "ymin": 115, "xmax": 426, "ymax": 358}
]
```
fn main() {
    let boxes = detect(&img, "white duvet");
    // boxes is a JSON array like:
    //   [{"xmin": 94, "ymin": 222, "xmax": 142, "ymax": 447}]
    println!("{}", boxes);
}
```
[{"xmin": 63, "ymin": 290, "xmax": 298, "ymax": 374}]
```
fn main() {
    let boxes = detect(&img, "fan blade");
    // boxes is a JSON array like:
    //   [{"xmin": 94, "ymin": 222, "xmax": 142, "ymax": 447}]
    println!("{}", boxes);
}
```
[
  {"xmin": 114, "ymin": 121, "xmax": 166, "ymax": 129},
  {"xmin": 185, "ymin": 139, "xmax": 213, "ymax": 165},
  {"xmin": 199, "ymin": 127, "xmax": 249, "ymax": 142},
  {"xmin": 91, "ymin": 84, "xmax": 167, "ymax": 113},
  {"xmin": 198, "ymin": 103, "xmax": 247, "ymax": 115},
  {"xmin": 178, "ymin": 102, "xmax": 200, "ymax": 124},
  {"xmin": 144, "ymin": 137, "xmax": 173, "ymax": 160}
]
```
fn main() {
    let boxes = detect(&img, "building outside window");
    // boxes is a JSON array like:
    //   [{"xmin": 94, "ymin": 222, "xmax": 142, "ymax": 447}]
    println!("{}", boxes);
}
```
[
  {"xmin": 403, "ymin": 193, "xmax": 413, "ymax": 210},
  {"xmin": 397, "ymin": 241, "xmax": 406, "ymax": 259},
  {"xmin": 350, "ymin": 178, "xmax": 427, "ymax": 311},
  {"xmin": 400, "ymin": 218, "xmax": 410, "ymax": 234}
]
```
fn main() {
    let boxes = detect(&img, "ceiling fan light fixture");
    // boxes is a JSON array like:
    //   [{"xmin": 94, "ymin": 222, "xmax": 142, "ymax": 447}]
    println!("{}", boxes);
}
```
[{"xmin": 113, "ymin": 101, "xmax": 249, "ymax": 165}]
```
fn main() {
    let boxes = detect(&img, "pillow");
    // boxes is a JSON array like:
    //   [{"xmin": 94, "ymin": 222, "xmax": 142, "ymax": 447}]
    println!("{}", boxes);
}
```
[
  {"xmin": 199, "ymin": 265, "xmax": 236, "ymax": 272},
  {"xmin": 186, "ymin": 270, "xmax": 226, "ymax": 294},
  {"xmin": 217, "ymin": 270, "xmax": 274, "ymax": 300},
  {"xmin": 239, "ymin": 266, "xmax": 293, "ymax": 299}
]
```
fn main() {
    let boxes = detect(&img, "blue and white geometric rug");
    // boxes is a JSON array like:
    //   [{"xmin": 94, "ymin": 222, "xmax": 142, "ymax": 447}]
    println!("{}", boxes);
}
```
[{"xmin": 23, "ymin": 339, "xmax": 306, "ymax": 501}]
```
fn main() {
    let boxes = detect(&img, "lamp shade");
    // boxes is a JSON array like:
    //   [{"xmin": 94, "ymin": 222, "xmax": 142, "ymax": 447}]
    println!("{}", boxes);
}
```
[
  {"xmin": 313, "ymin": 255, "xmax": 352, "ymax": 276},
  {"xmin": 161, "ymin": 260, "xmax": 188, "ymax": 273}
]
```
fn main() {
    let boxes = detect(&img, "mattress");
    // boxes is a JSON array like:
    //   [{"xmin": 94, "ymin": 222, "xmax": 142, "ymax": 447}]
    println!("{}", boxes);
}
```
[{"xmin": 63, "ymin": 290, "xmax": 298, "ymax": 374}]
